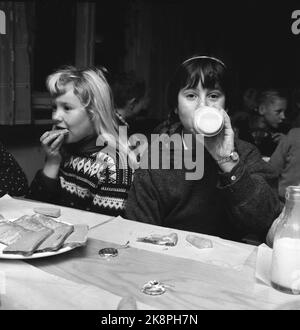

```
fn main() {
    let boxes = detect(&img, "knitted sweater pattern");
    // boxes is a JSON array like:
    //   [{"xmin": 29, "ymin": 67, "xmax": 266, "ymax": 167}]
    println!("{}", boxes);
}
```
[{"xmin": 28, "ymin": 150, "xmax": 133, "ymax": 216}]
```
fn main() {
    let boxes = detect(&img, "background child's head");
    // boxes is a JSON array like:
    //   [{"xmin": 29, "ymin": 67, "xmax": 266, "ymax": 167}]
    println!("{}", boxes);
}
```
[
  {"xmin": 110, "ymin": 71, "xmax": 149, "ymax": 121},
  {"xmin": 111, "ymin": 71, "xmax": 146, "ymax": 109},
  {"xmin": 257, "ymin": 89, "xmax": 288, "ymax": 129},
  {"xmin": 166, "ymin": 55, "xmax": 233, "ymax": 124},
  {"xmin": 47, "ymin": 66, "xmax": 118, "ymax": 138}
]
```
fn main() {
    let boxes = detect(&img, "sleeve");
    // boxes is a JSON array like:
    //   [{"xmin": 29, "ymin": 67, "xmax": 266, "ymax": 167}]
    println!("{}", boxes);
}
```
[
  {"xmin": 217, "ymin": 140, "xmax": 281, "ymax": 238},
  {"xmin": 0, "ymin": 143, "xmax": 28, "ymax": 197},
  {"xmin": 124, "ymin": 168, "xmax": 164, "ymax": 225},
  {"xmin": 27, "ymin": 169, "xmax": 61, "ymax": 204},
  {"xmin": 269, "ymin": 133, "xmax": 290, "ymax": 175}
]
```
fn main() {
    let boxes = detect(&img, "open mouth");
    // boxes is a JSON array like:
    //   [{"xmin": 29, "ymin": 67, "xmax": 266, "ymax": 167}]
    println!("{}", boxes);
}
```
[
  {"xmin": 53, "ymin": 126, "xmax": 69, "ymax": 133},
  {"xmin": 50, "ymin": 127, "xmax": 70, "ymax": 140},
  {"xmin": 54, "ymin": 125, "xmax": 67, "ymax": 130}
]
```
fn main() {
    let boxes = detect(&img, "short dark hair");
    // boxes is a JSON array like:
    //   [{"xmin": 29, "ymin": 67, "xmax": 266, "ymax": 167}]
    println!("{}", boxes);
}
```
[{"xmin": 166, "ymin": 55, "xmax": 234, "ymax": 122}]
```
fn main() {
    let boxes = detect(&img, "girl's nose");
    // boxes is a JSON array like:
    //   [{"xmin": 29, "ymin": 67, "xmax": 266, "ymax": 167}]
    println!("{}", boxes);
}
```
[
  {"xmin": 52, "ymin": 108, "xmax": 63, "ymax": 122},
  {"xmin": 198, "ymin": 97, "xmax": 206, "ymax": 107}
]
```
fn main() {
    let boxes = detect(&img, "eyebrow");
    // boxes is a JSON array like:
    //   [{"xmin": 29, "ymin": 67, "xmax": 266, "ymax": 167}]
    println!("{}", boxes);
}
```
[
  {"xmin": 182, "ymin": 87, "xmax": 224, "ymax": 93},
  {"xmin": 181, "ymin": 88, "xmax": 197, "ymax": 92},
  {"xmin": 53, "ymin": 100, "xmax": 75, "ymax": 107}
]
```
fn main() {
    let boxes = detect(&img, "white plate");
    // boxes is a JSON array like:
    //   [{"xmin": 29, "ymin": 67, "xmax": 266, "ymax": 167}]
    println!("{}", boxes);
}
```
[
  {"xmin": 0, "ymin": 217, "xmax": 77, "ymax": 259},
  {"xmin": 0, "ymin": 242, "xmax": 75, "ymax": 259}
]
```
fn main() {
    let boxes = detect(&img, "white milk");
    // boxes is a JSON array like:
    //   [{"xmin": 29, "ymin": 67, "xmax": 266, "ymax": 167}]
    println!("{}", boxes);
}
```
[
  {"xmin": 271, "ymin": 237, "xmax": 300, "ymax": 293},
  {"xmin": 193, "ymin": 106, "xmax": 223, "ymax": 136}
]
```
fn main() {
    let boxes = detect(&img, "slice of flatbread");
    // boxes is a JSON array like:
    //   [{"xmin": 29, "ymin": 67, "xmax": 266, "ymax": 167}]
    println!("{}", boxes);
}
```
[
  {"xmin": 33, "ymin": 207, "xmax": 61, "ymax": 218},
  {"xmin": 13, "ymin": 214, "xmax": 74, "ymax": 252},
  {"xmin": 3, "ymin": 228, "xmax": 53, "ymax": 256},
  {"xmin": 63, "ymin": 224, "xmax": 89, "ymax": 248},
  {"xmin": 30, "ymin": 213, "xmax": 67, "ymax": 229},
  {"xmin": 0, "ymin": 220, "xmax": 30, "ymax": 245},
  {"xmin": 37, "ymin": 224, "xmax": 74, "ymax": 252},
  {"xmin": 14, "ymin": 215, "xmax": 49, "ymax": 232},
  {"xmin": 29, "ymin": 214, "xmax": 74, "ymax": 252}
]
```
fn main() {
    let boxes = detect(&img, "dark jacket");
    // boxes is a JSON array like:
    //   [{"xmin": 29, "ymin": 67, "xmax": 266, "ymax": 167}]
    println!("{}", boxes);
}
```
[{"xmin": 125, "ymin": 134, "xmax": 281, "ymax": 242}]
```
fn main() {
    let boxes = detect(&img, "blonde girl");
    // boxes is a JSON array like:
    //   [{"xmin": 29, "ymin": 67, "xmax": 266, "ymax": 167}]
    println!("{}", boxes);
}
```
[{"xmin": 28, "ymin": 66, "xmax": 134, "ymax": 216}]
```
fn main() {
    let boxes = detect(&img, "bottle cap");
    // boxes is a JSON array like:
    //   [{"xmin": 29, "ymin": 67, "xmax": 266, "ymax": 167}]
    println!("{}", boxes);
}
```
[
  {"xmin": 141, "ymin": 280, "xmax": 166, "ymax": 295},
  {"xmin": 98, "ymin": 247, "xmax": 118, "ymax": 258}
]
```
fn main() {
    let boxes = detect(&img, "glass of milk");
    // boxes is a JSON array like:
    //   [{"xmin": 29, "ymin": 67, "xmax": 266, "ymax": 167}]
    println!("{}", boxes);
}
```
[
  {"xmin": 271, "ymin": 186, "xmax": 300, "ymax": 294},
  {"xmin": 193, "ymin": 106, "xmax": 224, "ymax": 137}
]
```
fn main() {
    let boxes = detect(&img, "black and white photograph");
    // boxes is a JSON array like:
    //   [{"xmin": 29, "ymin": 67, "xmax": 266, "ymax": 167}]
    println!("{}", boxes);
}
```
[{"xmin": 0, "ymin": 0, "xmax": 300, "ymax": 313}]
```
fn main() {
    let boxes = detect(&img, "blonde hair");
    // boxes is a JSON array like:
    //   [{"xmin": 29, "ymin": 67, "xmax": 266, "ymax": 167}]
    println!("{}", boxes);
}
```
[{"xmin": 47, "ymin": 66, "xmax": 135, "ymax": 167}]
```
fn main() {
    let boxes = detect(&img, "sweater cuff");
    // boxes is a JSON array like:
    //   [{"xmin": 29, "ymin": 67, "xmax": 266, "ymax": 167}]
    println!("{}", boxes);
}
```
[
  {"xmin": 36, "ymin": 169, "xmax": 60, "ymax": 192},
  {"xmin": 218, "ymin": 160, "xmax": 244, "ymax": 187},
  {"xmin": 217, "ymin": 161, "xmax": 257, "ymax": 204}
]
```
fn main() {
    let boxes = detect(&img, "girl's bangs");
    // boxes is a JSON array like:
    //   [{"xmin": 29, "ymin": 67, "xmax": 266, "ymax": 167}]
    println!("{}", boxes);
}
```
[
  {"xmin": 184, "ymin": 62, "xmax": 224, "ymax": 92},
  {"xmin": 48, "ymin": 74, "xmax": 73, "ymax": 97},
  {"xmin": 53, "ymin": 81, "xmax": 69, "ymax": 96}
]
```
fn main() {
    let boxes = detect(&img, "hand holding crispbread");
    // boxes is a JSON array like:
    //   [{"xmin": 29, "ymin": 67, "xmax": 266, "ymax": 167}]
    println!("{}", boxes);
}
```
[
  {"xmin": 40, "ymin": 128, "xmax": 69, "ymax": 179},
  {"xmin": 40, "ymin": 128, "xmax": 69, "ymax": 162}
]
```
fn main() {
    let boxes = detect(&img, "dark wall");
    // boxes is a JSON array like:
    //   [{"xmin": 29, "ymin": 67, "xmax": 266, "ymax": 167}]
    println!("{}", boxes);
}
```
[
  {"xmin": 30, "ymin": 0, "xmax": 300, "ymax": 116},
  {"xmin": 32, "ymin": 1, "xmax": 76, "ymax": 91},
  {"xmin": 145, "ymin": 0, "xmax": 300, "ymax": 118}
]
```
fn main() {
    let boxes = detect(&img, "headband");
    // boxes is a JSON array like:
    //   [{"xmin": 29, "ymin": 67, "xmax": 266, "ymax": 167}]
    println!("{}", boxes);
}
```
[{"xmin": 182, "ymin": 55, "xmax": 226, "ymax": 68}]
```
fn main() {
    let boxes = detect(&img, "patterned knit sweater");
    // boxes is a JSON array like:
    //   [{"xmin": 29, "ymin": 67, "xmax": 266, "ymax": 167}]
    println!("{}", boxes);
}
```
[
  {"xmin": 28, "ymin": 148, "xmax": 133, "ymax": 216},
  {"xmin": 0, "ymin": 142, "xmax": 28, "ymax": 197}
]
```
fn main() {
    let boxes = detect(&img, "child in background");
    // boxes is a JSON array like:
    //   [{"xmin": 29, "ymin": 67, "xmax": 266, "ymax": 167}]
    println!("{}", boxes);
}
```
[
  {"xmin": 233, "ymin": 89, "xmax": 289, "ymax": 157},
  {"xmin": 269, "ymin": 128, "xmax": 300, "ymax": 201},
  {"xmin": 28, "ymin": 66, "xmax": 134, "ymax": 216},
  {"xmin": 111, "ymin": 71, "xmax": 147, "ymax": 123},
  {"xmin": 111, "ymin": 71, "xmax": 152, "ymax": 136}
]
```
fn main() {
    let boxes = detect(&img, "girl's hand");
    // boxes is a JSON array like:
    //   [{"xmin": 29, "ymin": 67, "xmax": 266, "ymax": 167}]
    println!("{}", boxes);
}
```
[
  {"xmin": 40, "ymin": 129, "xmax": 68, "ymax": 179},
  {"xmin": 204, "ymin": 110, "xmax": 236, "ymax": 171},
  {"xmin": 40, "ymin": 130, "xmax": 67, "ymax": 162}
]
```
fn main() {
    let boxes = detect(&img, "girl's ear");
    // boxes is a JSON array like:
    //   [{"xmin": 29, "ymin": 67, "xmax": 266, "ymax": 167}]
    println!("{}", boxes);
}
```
[
  {"xmin": 174, "ymin": 107, "xmax": 178, "ymax": 114},
  {"xmin": 88, "ymin": 109, "xmax": 96, "ymax": 120}
]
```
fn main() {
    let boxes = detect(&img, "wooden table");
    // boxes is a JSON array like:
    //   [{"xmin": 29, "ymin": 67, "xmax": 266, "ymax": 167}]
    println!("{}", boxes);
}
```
[{"xmin": 1, "ymin": 196, "xmax": 300, "ymax": 310}]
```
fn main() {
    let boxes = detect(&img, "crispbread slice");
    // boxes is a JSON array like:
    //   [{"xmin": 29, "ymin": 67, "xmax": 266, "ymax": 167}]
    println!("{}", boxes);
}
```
[
  {"xmin": 63, "ymin": 224, "xmax": 89, "ymax": 248},
  {"xmin": 3, "ymin": 228, "xmax": 53, "ymax": 256},
  {"xmin": 36, "ymin": 224, "xmax": 74, "ymax": 252},
  {"xmin": 33, "ymin": 207, "xmax": 61, "ymax": 218},
  {"xmin": 15, "ymin": 213, "xmax": 74, "ymax": 252},
  {"xmin": 14, "ymin": 215, "xmax": 49, "ymax": 232},
  {"xmin": 0, "ymin": 220, "xmax": 29, "ymax": 245},
  {"xmin": 30, "ymin": 213, "xmax": 66, "ymax": 229}
]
